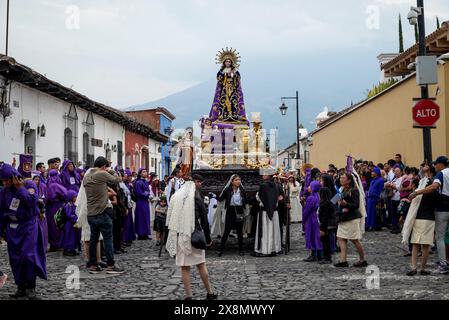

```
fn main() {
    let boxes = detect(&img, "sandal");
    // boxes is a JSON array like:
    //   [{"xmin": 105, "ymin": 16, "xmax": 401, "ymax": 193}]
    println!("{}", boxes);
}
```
[
  {"xmin": 353, "ymin": 260, "xmax": 368, "ymax": 268},
  {"xmin": 406, "ymin": 269, "xmax": 417, "ymax": 276}
]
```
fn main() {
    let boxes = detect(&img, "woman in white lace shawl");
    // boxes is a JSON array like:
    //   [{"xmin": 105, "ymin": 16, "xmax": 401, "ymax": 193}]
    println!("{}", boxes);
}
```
[{"xmin": 166, "ymin": 177, "xmax": 217, "ymax": 300}]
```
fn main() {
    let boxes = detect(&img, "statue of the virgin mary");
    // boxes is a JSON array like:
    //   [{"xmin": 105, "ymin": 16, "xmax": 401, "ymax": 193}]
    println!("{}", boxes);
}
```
[{"xmin": 209, "ymin": 48, "xmax": 249, "ymax": 125}]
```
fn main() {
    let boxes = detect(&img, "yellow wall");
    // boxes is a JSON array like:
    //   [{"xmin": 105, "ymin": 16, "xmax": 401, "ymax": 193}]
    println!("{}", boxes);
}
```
[{"xmin": 309, "ymin": 63, "xmax": 448, "ymax": 169}]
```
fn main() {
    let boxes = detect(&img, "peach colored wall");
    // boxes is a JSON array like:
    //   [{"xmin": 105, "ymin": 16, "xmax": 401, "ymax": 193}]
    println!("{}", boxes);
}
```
[{"xmin": 309, "ymin": 63, "xmax": 448, "ymax": 169}]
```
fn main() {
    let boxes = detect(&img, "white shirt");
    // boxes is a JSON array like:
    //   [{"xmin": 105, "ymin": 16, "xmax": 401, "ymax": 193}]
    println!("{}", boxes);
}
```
[
  {"xmin": 391, "ymin": 176, "xmax": 403, "ymax": 201},
  {"xmin": 230, "ymin": 188, "xmax": 242, "ymax": 206},
  {"xmin": 388, "ymin": 169, "xmax": 395, "ymax": 183}
]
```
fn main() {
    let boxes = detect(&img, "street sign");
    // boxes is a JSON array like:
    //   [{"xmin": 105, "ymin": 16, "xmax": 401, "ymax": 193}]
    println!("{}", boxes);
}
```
[{"xmin": 412, "ymin": 99, "xmax": 440, "ymax": 128}]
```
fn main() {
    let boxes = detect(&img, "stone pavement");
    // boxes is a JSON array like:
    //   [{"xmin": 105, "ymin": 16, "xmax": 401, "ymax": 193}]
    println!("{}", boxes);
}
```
[{"xmin": 1, "ymin": 224, "xmax": 449, "ymax": 300}]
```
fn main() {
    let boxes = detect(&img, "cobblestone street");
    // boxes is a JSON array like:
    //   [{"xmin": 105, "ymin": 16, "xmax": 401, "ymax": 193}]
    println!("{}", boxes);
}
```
[{"xmin": 1, "ymin": 224, "xmax": 449, "ymax": 300}]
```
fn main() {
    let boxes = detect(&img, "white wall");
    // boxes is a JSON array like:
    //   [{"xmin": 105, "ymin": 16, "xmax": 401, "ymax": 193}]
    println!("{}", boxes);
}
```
[
  {"xmin": 148, "ymin": 137, "xmax": 162, "ymax": 177},
  {"xmin": 0, "ymin": 77, "xmax": 124, "ymax": 167}
]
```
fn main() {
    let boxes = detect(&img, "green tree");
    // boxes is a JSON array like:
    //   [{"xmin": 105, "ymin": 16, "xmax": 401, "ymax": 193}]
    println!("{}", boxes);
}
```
[{"xmin": 399, "ymin": 14, "xmax": 404, "ymax": 53}]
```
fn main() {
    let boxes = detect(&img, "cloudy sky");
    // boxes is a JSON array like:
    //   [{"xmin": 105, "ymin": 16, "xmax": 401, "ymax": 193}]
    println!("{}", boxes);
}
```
[{"xmin": 0, "ymin": 0, "xmax": 447, "ymax": 109}]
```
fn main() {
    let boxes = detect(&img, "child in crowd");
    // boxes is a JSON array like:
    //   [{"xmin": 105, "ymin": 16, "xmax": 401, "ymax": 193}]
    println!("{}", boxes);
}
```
[
  {"xmin": 154, "ymin": 196, "xmax": 168, "ymax": 246},
  {"xmin": 60, "ymin": 190, "xmax": 80, "ymax": 256},
  {"xmin": 303, "ymin": 181, "xmax": 323, "ymax": 262},
  {"xmin": 318, "ymin": 187, "xmax": 338, "ymax": 264}
]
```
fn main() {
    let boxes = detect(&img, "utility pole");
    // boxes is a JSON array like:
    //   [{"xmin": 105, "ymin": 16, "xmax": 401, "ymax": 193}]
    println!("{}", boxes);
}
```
[
  {"xmin": 417, "ymin": 0, "xmax": 432, "ymax": 163},
  {"xmin": 5, "ymin": 0, "xmax": 10, "ymax": 56}
]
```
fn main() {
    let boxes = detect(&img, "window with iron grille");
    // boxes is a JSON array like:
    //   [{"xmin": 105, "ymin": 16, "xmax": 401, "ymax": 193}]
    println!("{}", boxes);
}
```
[{"xmin": 64, "ymin": 105, "xmax": 78, "ymax": 164}]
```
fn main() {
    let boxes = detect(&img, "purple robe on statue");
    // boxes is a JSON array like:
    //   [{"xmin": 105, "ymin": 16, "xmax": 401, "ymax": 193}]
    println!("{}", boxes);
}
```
[
  {"xmin": 59, "ymin": 197, "xmax": 79, "ymax": 252},
  {"xmin": 59, "ymin": 160, "xmax": 81, "ymax": 193},
  {"xmin": 134, "ymin": 177, "xmax": 151, "ymax": 237},
  {"xmin": 122, "ymin": 182, "xmax": 135, "ymax": 242},
  {"xmin": 209, "ymin": 69, "xmax": 249, "ymax": 124},
  {"xmin": 303, "ymin": 181, "xmax": 323, "ymax": 251},
  {"xmin": 46, "ymin": 170, "xmax": 68, "ymax": 249},
  {"xmin": 0, "ymin": 178, "xmax": 47, "ymax": 287}
]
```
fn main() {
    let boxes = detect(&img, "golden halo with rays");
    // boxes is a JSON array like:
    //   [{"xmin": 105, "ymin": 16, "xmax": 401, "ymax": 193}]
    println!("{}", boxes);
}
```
[{"xmin": 215, "ymin": 47, "xmax": 241, "ymax": 68}]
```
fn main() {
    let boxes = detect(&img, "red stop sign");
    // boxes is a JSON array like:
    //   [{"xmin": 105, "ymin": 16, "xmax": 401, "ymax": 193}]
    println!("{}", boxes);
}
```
[{"xmin": 412, "ymin": 99, "xmax": 440, "ymax": 127}]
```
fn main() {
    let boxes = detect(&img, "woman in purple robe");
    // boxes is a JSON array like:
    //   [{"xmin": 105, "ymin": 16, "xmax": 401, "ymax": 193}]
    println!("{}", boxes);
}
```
[
  {"xmin": 366, "ymin": 167, "xmax": 385, "ymax": 231},
  {"xmin": 59, "ymin": 160, "xmax": 81, "ymax": 193},
  {"xmin": 303, "ymin": 181, "xmax": 323, "ymax": 262},
  {"xmin": 134, "ymin": 168, "xmax": 151, "ymax": 240},
  {"xmin": 0, "ymin": 164, "xmax": 47, "ymax": 299},
  {"xmin": 46, "ymin": 169, "xmax": 68, "ymax": 251},
  {"xmin": 32, "ymin": 173, "xmax": 49, "ymax": 252},
  {"xmin": 122, "ymin": 169, "xmax": 135, "ymax": 245},
  {"xmin": 60, "ymin": 190, "xmax": 80, "ymax": 256}
]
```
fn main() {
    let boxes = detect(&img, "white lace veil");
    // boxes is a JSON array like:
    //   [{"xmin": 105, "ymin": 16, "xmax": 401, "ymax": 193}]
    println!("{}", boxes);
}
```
[{"xmin": 166, "ymin": 181, "xmax": 196, "ymax": 258}]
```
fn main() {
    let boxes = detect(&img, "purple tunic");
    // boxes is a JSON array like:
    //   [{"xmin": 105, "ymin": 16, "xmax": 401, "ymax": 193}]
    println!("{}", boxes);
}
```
[
  {"xmin": 59, "ymin": 160, "xmax": 81, "ymax": 193},
  {"xmin": 303, "ymin": 181, "xmax": 323, "ymax": 250},
  {"xmin": 122, "ymin": 183, "xmax": 135, "ymax": 242},
  {"xmin": 134, "ymin": 178, "xmax": 151, "ymax": 237},
  {"xmin": 59, "ymin": 202, "xmax": 79, "ymax": 251},
  {"xmin": 36, "ymin": 181, "xmax": 49, "ymax": 252},
  {"xmin": 0, "ymin": 185, "xmax": 47, "ymax": 286},
  {"xmin": 366, "ymin": 175, "xmax": 384, "ymax": 229},
  {"xmin": 46, "ymin": 171, "xmax": 68, "ymax": 249}
]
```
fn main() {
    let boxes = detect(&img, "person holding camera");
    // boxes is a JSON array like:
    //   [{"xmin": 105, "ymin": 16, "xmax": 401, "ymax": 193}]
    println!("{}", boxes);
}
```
[
  {"xmin": 83, "ymin": 157, "xmax": 124, "ymax": 274},
  {"xmin": 166, "ymin": 174, "xmax": 217, "ymax": 300},
  {"xmin": 217, "ymin": 174, "xmax": 247, "ymax": 257}
]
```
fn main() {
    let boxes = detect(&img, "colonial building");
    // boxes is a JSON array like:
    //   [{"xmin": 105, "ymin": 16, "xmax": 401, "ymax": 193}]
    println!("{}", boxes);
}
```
[
  {"xmin": 0, "ymin": 55, "xmax": 162, "ymax": 169},
  {"xmin": 126, "ymin": 107, "xmax": 176, "ymax": 176},
  {"xmin": 309, "ymin": 22, "xmax": 449, "ymax": 169},
  {"xmin": 276, "ymin": 128, "xmax": 309, "ymax": 170}
]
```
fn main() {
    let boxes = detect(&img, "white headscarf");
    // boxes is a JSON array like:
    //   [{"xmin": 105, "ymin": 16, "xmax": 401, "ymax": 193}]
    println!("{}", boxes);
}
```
[
  {"xmin": 352, "ymin": 170, "xmax": 367, "ymax": 237},
  {"xmin": 75, "ymin": 168, "xmax": 96, "ymax": 241},
  {"xmin": 165, "ymin": 181, "xmax": 196, "ymax": 258}
]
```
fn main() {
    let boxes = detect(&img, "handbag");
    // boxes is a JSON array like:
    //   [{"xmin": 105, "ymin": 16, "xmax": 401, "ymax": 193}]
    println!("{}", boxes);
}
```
[
  {"xmin": 235, "ymin": 207, "xmax": 245, "ymax": 223},
  {"xmin": 191, "ymin": 219, "xmax": 207, "ymax": 250}
]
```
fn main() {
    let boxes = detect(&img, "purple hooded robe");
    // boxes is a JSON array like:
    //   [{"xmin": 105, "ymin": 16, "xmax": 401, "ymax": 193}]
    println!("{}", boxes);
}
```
[
  {"xmin": 366, "ymin": 167, "xmax": 384, "ymax": 229},
  {"xmin": 122, "ymin": 181, "xmax": 135, "ymax": 242},
  {"xmin": 134, "ymin": 169, "xmax": 151, "ymax": 237},
  {"xmin": 0, "ymin": 167, "xmax": 47, "ymax": 287},
  {"xmin": 59, "ymin": 190, "xmax": 80, "ymax": 252},
  {"xmin": 45, "ymin": 169, "xmax": 68, "ymax": 249},
  {"xmin": 303, "ymin": 181, "xmax": 323, "ymax": 251},
  {"xmin": 59, "ymin": 160, "xmax": 81, "ymax": 193},
  {"xmin": 34, "ymin": 174, "xmax": 49, "ymax": 252}
]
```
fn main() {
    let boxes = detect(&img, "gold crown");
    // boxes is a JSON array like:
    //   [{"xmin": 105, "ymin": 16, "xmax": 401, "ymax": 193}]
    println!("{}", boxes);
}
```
[{"xmin": 215, "ymin": 47, "xmax": 241, "ymax": 68}]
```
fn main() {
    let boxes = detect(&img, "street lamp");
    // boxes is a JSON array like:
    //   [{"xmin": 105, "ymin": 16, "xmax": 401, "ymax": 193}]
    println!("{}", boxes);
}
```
[
  {"xmin": 279, "ymin": 91, "xmax": 300, "ymax": 160},
  {"xmin": 279, "ymin": 102, "xmax": 288, "ymax": 116},
  {"xmin": 288, "ymin": 150, "xmax": 296, "ymax": 169}
]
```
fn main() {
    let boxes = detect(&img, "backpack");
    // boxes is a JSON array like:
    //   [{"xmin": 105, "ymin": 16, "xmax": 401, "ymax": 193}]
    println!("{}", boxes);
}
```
[{"xmin": 54, "ymin": 205, "xmax": 67, "ymax": 230}]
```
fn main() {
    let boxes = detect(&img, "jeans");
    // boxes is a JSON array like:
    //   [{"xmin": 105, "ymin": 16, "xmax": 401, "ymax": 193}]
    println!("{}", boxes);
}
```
[
  {"xmin": 221, "ymin": 207, "xmax": 244, "ymax": 252},
  {"xmin": 391, "ymin": 200, "xmax": 400, "ymax": 228},
  {"xmin": 88, "ymin": 208, "xmax": 115, "ymax": 267},
  {"xmin": 435, "ymin": 211, "xmax": 449, "ymax": 263},
  {"xmin": 321, "ymin": 229, "xmax": 336, "ymax": 261}
]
